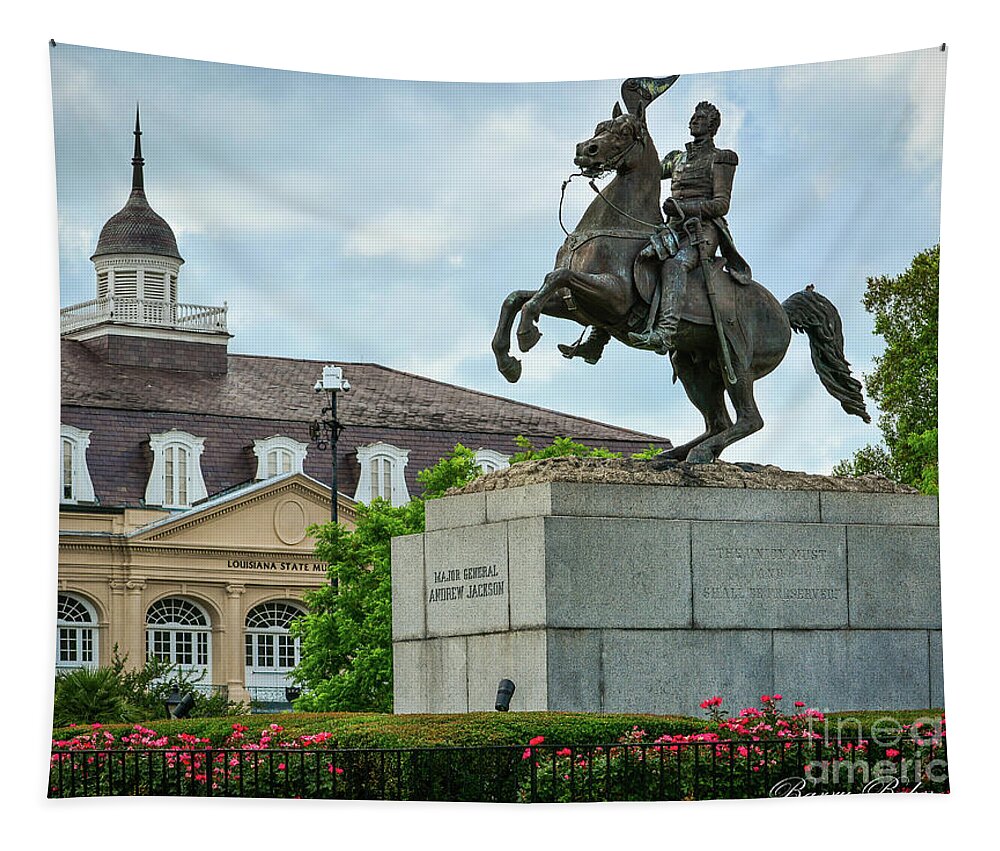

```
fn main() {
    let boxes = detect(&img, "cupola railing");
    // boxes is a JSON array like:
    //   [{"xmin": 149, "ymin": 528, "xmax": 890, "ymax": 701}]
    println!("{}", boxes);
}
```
[{"xmin": 60, "ymin": 297, "xmax": 228, "ymax": 335}]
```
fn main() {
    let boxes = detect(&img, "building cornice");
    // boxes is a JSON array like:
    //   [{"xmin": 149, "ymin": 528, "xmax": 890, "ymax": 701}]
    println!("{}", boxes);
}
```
[{"xmin": 64, "ymin": 323, "xmax": 231, "ymax": 344}]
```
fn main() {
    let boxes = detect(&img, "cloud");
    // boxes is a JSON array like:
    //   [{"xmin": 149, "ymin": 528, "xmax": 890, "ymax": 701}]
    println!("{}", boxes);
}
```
[
  {"xmin": 340, "ymin": 102, "xmax": 572, "ymax": 264},
  {"xmin": 772, "ymin": 49, "xmax": 944, "ymax": 180},
  {"xmin": 342, "ymin": 209, "xmax": 466, "ymax": 262}
]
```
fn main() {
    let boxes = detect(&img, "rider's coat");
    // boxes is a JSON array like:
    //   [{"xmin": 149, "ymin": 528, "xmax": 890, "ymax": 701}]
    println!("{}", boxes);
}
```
[{"xmin": 662, "ymin": 140, "xmax": 752, "ymax": 285}]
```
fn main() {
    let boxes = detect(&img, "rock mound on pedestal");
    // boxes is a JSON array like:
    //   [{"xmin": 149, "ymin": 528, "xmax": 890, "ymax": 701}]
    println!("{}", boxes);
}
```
[{"xmin": 449, "ymin": 456, "xmax": 916, "ymax": 495}]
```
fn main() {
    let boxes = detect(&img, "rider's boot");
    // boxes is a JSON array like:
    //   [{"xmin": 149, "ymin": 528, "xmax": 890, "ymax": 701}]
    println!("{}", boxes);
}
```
[
  {"xmin": 629, "ymin": 264, "xmax": 685, "ymax": 354},
  {"xmin": 558, "ymin": 327, "xmax": 611, "ymax": 364}
]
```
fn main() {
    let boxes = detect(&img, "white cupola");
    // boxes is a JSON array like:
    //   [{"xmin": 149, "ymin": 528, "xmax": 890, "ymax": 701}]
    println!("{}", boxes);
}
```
[
  {"xmin": 60, "ymin": 106, "xmax": 230, "ymax": 371},
  {"xmin": 89, "ymin": 106, "xmax": 185, "ymax": 322}
]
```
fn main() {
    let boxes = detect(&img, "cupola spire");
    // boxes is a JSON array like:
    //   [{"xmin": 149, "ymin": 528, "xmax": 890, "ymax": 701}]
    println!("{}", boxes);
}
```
[{"xmin": 131, "ymin": 104, "xmax": 144, "ymax": 193}]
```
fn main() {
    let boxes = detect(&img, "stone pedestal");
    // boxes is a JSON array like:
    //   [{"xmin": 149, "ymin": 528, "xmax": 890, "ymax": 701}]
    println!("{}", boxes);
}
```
[{"xmin": 391, "ymin": 480, "xmax": 943, "ymax": 715}]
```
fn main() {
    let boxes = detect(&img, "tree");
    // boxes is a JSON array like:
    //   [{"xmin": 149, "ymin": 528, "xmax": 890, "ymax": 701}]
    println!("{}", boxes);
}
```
[{"xmin": 833, "ymin": 245, "xmax": 939, "ymax": 493}]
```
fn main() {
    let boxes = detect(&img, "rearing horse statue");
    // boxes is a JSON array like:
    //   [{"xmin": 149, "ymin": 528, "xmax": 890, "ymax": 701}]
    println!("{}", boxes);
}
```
[{"xmin": 491, "ymin": 83, "xmax": 870, "ymax": 464}]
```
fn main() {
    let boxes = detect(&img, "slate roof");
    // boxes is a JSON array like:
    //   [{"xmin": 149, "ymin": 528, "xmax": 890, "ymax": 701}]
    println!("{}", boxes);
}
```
[
  {"xmin": 61, "ymin": 339, "xmax": 663, "ymax": 443},
  {"xmin": 91, "ymin": 189, "xmax": 183, "ymax": 261}
]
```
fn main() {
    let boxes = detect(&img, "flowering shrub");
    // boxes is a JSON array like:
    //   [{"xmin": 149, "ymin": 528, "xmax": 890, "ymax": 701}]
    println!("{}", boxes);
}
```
[
  {"xmin": 515, "ymin": 696, "xmax": 948, "ymax": 801},
  {"xmin": 49, "ymin": 722, "xmax": 364, "ymax": 799}
]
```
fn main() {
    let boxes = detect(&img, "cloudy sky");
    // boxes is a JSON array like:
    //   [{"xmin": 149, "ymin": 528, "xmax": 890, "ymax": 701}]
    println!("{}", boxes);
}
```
[{"xmin": 51, "ymin": 44, "xmax": 945, "ymax": 473}]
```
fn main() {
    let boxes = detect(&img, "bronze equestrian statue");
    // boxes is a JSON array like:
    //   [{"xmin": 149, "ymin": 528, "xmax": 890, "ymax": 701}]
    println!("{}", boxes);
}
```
[{"xmin": 491, "ymin": 77, "xmax": 870, "ymax": 464}]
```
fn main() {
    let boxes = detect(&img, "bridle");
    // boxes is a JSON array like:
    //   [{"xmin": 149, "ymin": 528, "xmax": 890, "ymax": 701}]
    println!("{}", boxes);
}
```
[{"xmin": 558, "ymin": 127, "xmax": 661, "ymax": 235}]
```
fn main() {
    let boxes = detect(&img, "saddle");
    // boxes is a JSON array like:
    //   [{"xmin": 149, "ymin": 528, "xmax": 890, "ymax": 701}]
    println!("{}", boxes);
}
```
[{"xmin": 634, "ymin": 255, "xmax": 755, "ymax": 372}]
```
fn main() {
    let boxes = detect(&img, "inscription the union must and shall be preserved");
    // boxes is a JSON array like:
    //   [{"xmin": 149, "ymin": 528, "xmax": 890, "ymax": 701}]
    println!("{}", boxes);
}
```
[
  {"xmin": 428, "ymin": 564, "xmax": 505, "ymax": 603},
  {"xmin": 698, "ymin": 542, "xmax": 842, "ymax": 605}
]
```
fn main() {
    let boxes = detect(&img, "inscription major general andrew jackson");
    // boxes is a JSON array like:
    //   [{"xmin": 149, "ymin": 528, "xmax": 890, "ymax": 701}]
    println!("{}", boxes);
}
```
[
  {"xmin": 423, "ymin": 524, "xmax": 511, "ymax": 637},
  {"xmin": 428, "ymin": 565, "xmax": 505, "ymax": 603}
]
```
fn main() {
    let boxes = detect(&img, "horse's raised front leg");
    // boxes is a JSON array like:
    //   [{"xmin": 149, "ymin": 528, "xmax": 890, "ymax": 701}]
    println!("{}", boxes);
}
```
[
  {"xmin": 493, "ymin": 290, "xmax": 535, "ymax": 383},
  {"xmin": 685, "ymin": 364, "xmax": 764, "ymax": 463},
  {"xmin": 518, "ymin": 268, "xmax": 628, "ymax": 353},
  {"xmin": 517, "ymin": 269, "xmax": 566, "ymax": 352}
]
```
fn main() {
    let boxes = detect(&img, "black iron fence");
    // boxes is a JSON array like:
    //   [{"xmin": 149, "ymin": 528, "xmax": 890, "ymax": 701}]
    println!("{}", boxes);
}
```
[{"xmin": 49, "ymin": 737, "xmax": 948, "ymax": 801}]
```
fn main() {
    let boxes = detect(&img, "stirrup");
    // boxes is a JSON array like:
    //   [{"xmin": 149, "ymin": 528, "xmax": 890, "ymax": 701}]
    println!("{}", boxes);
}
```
[
  {"xmin": 557, "ymin": 342, "xmax": 580, "ymax": 359},
  {"xmin": 628, "ymin": 330, "xmax": 657, "ymax": 349}
]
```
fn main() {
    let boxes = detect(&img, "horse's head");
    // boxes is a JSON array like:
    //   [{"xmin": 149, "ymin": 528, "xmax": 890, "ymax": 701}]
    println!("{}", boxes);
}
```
[{"xmin": 574, "ymin": 102, "xmax": 649, "ymax": 178}]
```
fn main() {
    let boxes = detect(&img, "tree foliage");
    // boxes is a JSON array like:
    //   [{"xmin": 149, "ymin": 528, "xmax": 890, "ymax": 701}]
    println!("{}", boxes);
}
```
[
  {"xmin": 834, "ymin": 245, "xmax": 939, "ymax": 493},
  {"xmin": 511, "ymin": 434, "xmax": 622, "ymax": 463}
]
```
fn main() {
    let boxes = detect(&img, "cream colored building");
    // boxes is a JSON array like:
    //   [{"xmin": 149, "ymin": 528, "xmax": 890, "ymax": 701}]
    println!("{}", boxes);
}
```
[{"xmin": 59, "ymin": 475, "xmax": 356, "ymax": 705}]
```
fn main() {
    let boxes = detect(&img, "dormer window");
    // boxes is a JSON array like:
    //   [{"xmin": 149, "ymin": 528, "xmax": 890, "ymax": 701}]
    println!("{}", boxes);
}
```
[
  {"xmin": 60, "ymin": 425, "xmax": 96, "ymax": 504},
  {"xmin": 354, "ymin": 442, "xmax": 410, "ymax": 506},
  {"xmin": 253, "ymin": 435, "xmax": 308, "ymax": 480},
  {"xmin": 145, "ymin": 430, "xmax": 208, "ymax": 508},
  {"xmin": 474, "ymin": 448, "xmax": 511, "ymax": 474}
]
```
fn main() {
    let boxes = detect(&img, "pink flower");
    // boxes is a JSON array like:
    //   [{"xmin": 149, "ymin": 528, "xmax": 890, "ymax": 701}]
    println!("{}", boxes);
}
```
[
  {"xmin": 556, "ymin": 748, "xmax": 572, "ymax": 757},
  {"xmin": 761, "ymin": 695, "xmax": 771, "ymax": 703},
  {"xmin": 794, "ymin": 701, "xmax": 805, "ymax": 707},
  {"xmin": 529, "ymin": 736, "xmax": 545, "ymax": 746},
  {"xmin": 886, "ymin": 749, "xmax": 900, "ymax": 759},
  {"xmin": 773, "ymin": 694, "xmax": 782, "ymax": 701}
]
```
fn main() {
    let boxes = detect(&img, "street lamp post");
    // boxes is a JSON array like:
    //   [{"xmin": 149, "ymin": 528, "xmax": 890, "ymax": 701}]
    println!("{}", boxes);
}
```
[{"xmin": 309, "ymin": 365, "xmax": 350, "ymax": 525}]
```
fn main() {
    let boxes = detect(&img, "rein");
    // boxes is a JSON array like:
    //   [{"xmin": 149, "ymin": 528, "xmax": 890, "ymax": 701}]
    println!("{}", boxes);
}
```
[
  {"xmin": 588, "ymin": 179, "xmax": 662, "ymax": 229},
  {"xmin": 558, "ymin": 172, "xmax": 587, "ymax": 236}
]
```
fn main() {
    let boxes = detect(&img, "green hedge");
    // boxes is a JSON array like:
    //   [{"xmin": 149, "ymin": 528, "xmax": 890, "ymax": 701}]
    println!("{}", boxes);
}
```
[
  {"xmin": 53, "ymin": 711, "xmax": 702, "ymax": 748},
  {"xmin": 53, "ymin": 708, "xmax": 941, "ymax": 749}
]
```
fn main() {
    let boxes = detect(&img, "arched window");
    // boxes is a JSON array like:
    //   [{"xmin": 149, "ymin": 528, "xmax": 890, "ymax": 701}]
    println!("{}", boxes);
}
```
[
  {"xmin": 60, "ymin": 425, "xmax": 96, "ymax": 504},
  {"xmin": 474, "ymin": 448, "xmax": 511, "ymax": 474},
  {"xmin": 244, "ymin": 601, "xmax": 305, "ymax": 707},
  {"xmin": 145, "ymin": 430, "xmax": 208, "ymax": 508},
  {"xmin": 145, "ymin": 597, "xmax": 211, "ymax": 679},
  {"xmin": 245, "ymin": 602, "xmax": 304, "ymax": 672},
  {"xmin": 253, "ymin": 435, "xmax": 308, "ymax": 480},
  {"xmin": 56, "ymin": 594, "xmax": 98, "ymax": 670},
  {"xmin": 354, "ymin": 442, "xmax": 410, "ymax": 506}
]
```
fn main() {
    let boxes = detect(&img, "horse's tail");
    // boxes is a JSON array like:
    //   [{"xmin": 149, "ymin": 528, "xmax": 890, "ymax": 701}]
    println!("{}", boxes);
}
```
[{"xmin": 781, "ymin": 287, "xmax": 871, "ymax": 423}]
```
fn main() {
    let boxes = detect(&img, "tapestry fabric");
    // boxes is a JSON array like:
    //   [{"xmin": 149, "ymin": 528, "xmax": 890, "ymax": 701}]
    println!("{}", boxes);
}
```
[{"xmin": 50, "ymin": 43, "xmax": 947, "ymax": 801}]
